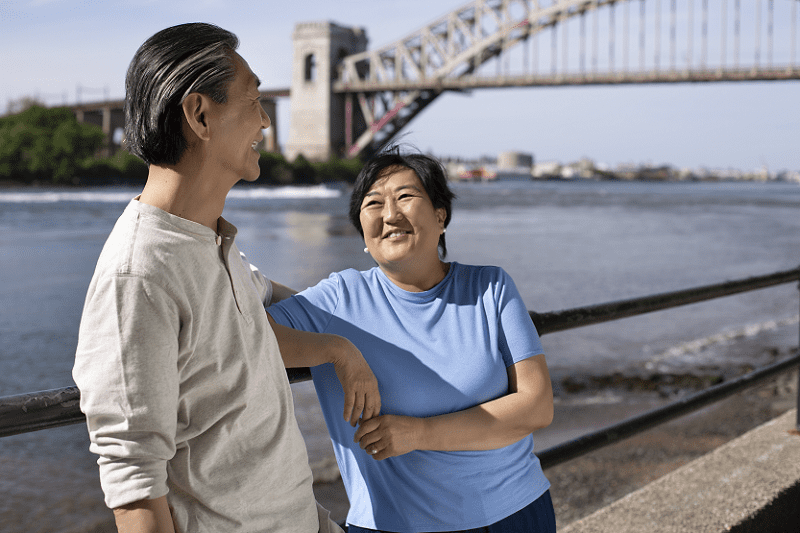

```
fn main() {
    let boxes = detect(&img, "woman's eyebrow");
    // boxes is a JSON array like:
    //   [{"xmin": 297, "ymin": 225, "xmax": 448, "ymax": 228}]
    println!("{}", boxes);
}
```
[
  {"xmin": 364, "ymin": 184, "xmax": 421, "ymax": 199},
  {"xmin": 394, "ymin": 184, "xmax": 422, "ymax": 193}
]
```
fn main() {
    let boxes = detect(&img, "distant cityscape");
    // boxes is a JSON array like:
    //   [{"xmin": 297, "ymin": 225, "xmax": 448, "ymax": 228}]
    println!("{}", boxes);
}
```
[{"xmin": 440, "ymin": 152, "xmax": 800, "ymax": 183}]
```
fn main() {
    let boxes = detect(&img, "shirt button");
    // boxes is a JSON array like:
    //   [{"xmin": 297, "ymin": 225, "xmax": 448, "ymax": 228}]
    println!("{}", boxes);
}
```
[{"xmin": 215, "ymin": 235, "xmax": 222, "ymax": 245}]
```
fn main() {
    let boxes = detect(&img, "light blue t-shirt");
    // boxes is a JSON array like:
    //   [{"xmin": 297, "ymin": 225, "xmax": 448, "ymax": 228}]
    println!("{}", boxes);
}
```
[{"xmin": 268, "ymin": 262, "xmax": 550, "ymax": 531}]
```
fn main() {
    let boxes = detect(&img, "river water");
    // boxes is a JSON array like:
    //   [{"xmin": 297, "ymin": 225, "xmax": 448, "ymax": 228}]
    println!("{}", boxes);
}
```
[{"xmin": 1, "ymin": 179, "xmax": 798, "ymax": 531}]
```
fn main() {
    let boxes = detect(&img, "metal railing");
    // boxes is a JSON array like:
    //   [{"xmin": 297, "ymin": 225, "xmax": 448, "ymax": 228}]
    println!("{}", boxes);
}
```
[{"xmin": 2, "ymin": 266, "xmax": 799, "ymax": 470}]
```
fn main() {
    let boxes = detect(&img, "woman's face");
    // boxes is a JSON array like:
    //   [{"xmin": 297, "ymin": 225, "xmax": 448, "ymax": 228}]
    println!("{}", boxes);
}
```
[{"xmin": 359, "ymin": 167, "xmax": 446, "ymax": 275}]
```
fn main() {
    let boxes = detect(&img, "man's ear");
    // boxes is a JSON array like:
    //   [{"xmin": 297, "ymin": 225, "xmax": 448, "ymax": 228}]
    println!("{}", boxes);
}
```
[{"xmin": 182, "ymin": 93, "xmax": 212, "ymax": 142}]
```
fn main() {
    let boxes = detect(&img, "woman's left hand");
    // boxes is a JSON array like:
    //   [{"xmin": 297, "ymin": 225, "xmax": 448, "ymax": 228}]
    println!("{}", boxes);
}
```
[{"xmin": 354, "ymin": 415, "xmax": 424, "ymax": 460}]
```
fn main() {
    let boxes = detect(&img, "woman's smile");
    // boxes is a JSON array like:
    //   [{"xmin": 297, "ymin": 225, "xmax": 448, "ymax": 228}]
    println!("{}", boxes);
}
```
[
  {"xmin": 359, "ymin": 167, "xmax": 447, "ymax": 290},
  {"xmin": 384, "ymin": 230, "xmax": 411, "ymax": 240}
]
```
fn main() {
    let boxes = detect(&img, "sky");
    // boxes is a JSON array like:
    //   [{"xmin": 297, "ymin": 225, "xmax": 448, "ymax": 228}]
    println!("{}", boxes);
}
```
[{"xmin": 1, "ymin": 0, "xmax": 798, "ymax": 172}]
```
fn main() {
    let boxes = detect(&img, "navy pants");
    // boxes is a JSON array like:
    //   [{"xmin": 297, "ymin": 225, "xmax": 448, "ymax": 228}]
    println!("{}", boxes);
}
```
[{"xmin": 346, "ymin": 490, "xmax": 556, "ymax": 533}]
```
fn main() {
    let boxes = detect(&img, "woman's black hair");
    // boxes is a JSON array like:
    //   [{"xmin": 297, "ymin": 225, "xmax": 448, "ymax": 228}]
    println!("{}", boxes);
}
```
[
  {"xmin": 349, "ymin": 147, "xmax": 457, "ymax": 258},
  {"xmin": 124, "ymin": 23, "xmax": 240, "ymax": 166}
]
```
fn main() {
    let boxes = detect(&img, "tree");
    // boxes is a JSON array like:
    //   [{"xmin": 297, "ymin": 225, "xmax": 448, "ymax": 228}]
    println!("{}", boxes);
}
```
[
  {"xmin": 291, "ymin": 153, "xmax": 317, "ymax": 184},
  {"xmin": 0, "ymin": 105, "xmax": 104, "ymax": 183}
]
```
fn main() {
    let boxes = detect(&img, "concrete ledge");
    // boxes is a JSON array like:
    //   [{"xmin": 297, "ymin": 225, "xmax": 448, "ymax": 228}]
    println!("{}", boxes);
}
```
[{"xmin": 561, "ymin": 409, "xmax": 800, "ymax": 533}]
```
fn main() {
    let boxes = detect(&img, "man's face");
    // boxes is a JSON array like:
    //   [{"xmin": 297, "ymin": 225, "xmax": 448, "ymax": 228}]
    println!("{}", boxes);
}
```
[{"xmin": 206, "ymin": 53, "xmax": 271, "ymax": 184}]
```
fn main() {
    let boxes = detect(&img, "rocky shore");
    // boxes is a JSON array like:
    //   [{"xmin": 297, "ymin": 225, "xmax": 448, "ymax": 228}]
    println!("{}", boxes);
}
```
[{"xmin": 313, "ymin": 365, "xmax": 798, "ymax": 528}]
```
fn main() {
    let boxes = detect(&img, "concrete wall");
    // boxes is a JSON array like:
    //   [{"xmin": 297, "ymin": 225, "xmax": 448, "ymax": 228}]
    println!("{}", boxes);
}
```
[{"xmin": 561, "ymin": 409, "xmax": 800, "ymax": 533}]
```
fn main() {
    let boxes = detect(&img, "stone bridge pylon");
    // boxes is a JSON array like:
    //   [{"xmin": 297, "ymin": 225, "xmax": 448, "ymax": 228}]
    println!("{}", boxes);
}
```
[{"xmin": 284, "ymin": 22, "xmax": 368, "ymax": 162}]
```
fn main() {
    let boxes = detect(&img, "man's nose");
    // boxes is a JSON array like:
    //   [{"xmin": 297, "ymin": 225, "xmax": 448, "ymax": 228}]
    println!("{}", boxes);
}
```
[{"xmin": 261, "ymin": 107, "xmax": 271, "ymax": 129}]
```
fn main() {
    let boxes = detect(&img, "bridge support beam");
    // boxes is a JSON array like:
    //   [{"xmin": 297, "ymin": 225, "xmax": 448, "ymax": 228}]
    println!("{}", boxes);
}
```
[{"xmin": 74, "ymin": 104, "xmax": 125, "ymax": 157}]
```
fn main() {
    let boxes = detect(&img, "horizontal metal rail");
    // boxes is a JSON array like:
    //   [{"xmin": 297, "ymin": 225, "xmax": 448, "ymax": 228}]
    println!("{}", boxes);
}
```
[
  {"xmin": 530, "ymin": 266, "xmax": 800, "ymax": 335},
  {"xmin": 1, "ymin": 266, "xmax": 798, "ymax": 444},
  {"xmin": 0, "ymin": 386, "xmax": 83, "ymax": 439}
]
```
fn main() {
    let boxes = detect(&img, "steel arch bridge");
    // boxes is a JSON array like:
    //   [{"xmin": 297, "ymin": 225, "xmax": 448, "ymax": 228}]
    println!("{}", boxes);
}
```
[{"xmin": 334, "ymin": 0, "xmax": 799, "ymax": 159}]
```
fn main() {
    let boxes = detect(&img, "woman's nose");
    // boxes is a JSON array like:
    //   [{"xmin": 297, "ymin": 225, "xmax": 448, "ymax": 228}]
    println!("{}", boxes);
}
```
[{"xmin": 382, "ymin": 201, "xmax": 402, "ymax": 222}]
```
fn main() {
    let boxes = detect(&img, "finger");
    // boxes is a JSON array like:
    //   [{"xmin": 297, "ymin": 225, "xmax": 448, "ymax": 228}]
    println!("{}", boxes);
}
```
[
  {"xmin": 350, "ymin": 393, "xmax": 366, "ymax": 427},
  {"xmin": 361, "ymin": 404, "xmax": 374, "ymax": 423},
  {"xmin": 342, "ymin": 391, "xmax": 355, "ymax": 425},
  {"xmin": 353, "ymin": 417, "xmax": 378, "ymax": 442},
  {"xmin": 357, "ymin": 430, "xmax": 382, "ymax": 451},
  {"xmin": 362, "ymin": 393, "xmax": 381, "ymax": 421},
  {"xmin": 368, "ymin": 442, "xmax": 391, "ymax": 461},
  {"xmin": 366, "ymin": 443, "xmax": 382, "ymax": 459}
]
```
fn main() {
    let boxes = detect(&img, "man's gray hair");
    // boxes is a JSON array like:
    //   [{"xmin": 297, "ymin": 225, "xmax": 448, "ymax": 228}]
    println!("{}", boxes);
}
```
[{"xmin": 124, "ymin": 23, "xmax": 240, "ymax": 166}]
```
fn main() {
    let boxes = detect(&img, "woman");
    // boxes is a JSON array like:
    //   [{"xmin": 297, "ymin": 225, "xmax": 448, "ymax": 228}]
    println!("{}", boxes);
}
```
[{"xmin": 268, "ymin": 150, "xmax": 556, "ymax": 532}]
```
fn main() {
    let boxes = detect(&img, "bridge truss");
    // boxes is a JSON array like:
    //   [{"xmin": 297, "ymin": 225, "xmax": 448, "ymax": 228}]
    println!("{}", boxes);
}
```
[{"xmin": 337, "ymin": 0, "xmax": 799, "ymax": 158}]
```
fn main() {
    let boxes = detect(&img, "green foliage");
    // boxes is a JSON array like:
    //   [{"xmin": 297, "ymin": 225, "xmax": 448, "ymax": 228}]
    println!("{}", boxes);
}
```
[
  {"xmin": 0, "ymin": 105, "xmax": 104, "ymax": 184},
  {"xmin": 79, "ymin": 150, "xmax": 148, "ymax": 185},
  {"xmin": 312, "ymin": 156, "xmax": 363, "ymax": 184},
  {"xmin": 0, "ymin": 103, "xmax": 363, "ymax": 186},
  {"xmin": 257, "ymin": 151, "xmax": 292, "ymax": 185},
  {"xmin": 254, "ymin": 151, "xmax": 361, "ymax": 185},
  {"xmin": 290, "ymin": 153, "xmax": 317, "ymax": 185}
]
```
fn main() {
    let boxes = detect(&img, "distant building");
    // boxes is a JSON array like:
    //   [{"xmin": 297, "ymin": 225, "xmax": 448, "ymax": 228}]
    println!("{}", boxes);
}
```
[
  {"xmin": 497, "ymin": 151, "xmax": 533, "ymax": 169},
  {"xmin": 494, "ymin": 151, "xmax": 533, "ymax": 180},
  {"xmin": 532, "ymin": 161, "xmax": 563, "ymax": 179}
]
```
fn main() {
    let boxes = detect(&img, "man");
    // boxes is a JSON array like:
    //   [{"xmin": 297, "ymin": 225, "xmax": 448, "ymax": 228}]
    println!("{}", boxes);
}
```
[{"xmin": 73, "ymin": 23, "xmax": 379, "ymax": 533}]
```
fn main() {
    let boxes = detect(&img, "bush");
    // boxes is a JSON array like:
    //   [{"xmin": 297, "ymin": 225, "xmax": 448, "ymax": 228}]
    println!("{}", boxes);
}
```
[
  {"xmin": 256, "ymin": 151, "xmax": 292, "ymax": 185},
  {"xmin": 290, "ymin": 153, "xmax": 317, "ymax": 185},
  {"xmin": 312, "ymin": 156, "xmax": 362, "ymax": 184},
  {"xmin": 79, "ymin": 151, "xmax": 148, "ymax": 186},
  {"xmin": 0, "ymin": 102, "xmax": 364, "ymax": 187},
  {"xmin": 0, "ymin": 105, "xmax": 104, "ymax": 184}
]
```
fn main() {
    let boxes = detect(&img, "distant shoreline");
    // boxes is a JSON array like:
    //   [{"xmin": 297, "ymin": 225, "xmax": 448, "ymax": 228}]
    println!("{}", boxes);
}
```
[{"xmin": 4, "ymin": 175, "xmax": 799, "ymax": 189}]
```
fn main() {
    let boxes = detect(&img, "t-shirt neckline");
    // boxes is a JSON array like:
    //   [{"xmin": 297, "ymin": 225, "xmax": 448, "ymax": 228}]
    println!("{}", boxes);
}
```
[{"xmin": 374, "ymin": 261, "xmax": 457, "ymax": 302}]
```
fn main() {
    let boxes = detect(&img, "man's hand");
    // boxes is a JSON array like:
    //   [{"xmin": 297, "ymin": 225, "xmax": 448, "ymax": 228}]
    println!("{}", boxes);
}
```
[
  {"xmin": 267, "ymin": 314, "xmax": 381, "ymax": 426},
  {"xmin": 331, "ymin": 338, "xmax": 381, "ymax": 426},
  {"xmin": 353, "ymin": 415, "xmax": 422, "ymax": 460}
]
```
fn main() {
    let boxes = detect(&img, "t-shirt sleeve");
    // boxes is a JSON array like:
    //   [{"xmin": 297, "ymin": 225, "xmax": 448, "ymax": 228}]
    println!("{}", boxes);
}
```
[
  {"xmin": 494, "ymin": 268, "xmax": 545, "ymax": 367},
  {"xmin": 72, "ymin": 273, "xmax": 179, "ymax": 509},
  {"xmin": 267, "ymin": 273, "xmax": 341, "ymax": 334}
]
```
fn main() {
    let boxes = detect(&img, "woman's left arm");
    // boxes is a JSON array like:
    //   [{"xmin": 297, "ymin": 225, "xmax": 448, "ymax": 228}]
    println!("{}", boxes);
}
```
[{"xmin": 354, "ymin": 353, "xmax": 553, "ymax": 459}]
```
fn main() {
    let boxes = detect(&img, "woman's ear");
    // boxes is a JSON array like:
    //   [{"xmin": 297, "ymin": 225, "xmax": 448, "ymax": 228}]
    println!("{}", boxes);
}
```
[
  {"xmin": 436, "ymin": 207, "xmax": 447, "ymax": 228},
  {"xmin": 182, "ymin": 93, "xmax": 212, "ymax": 142}
]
